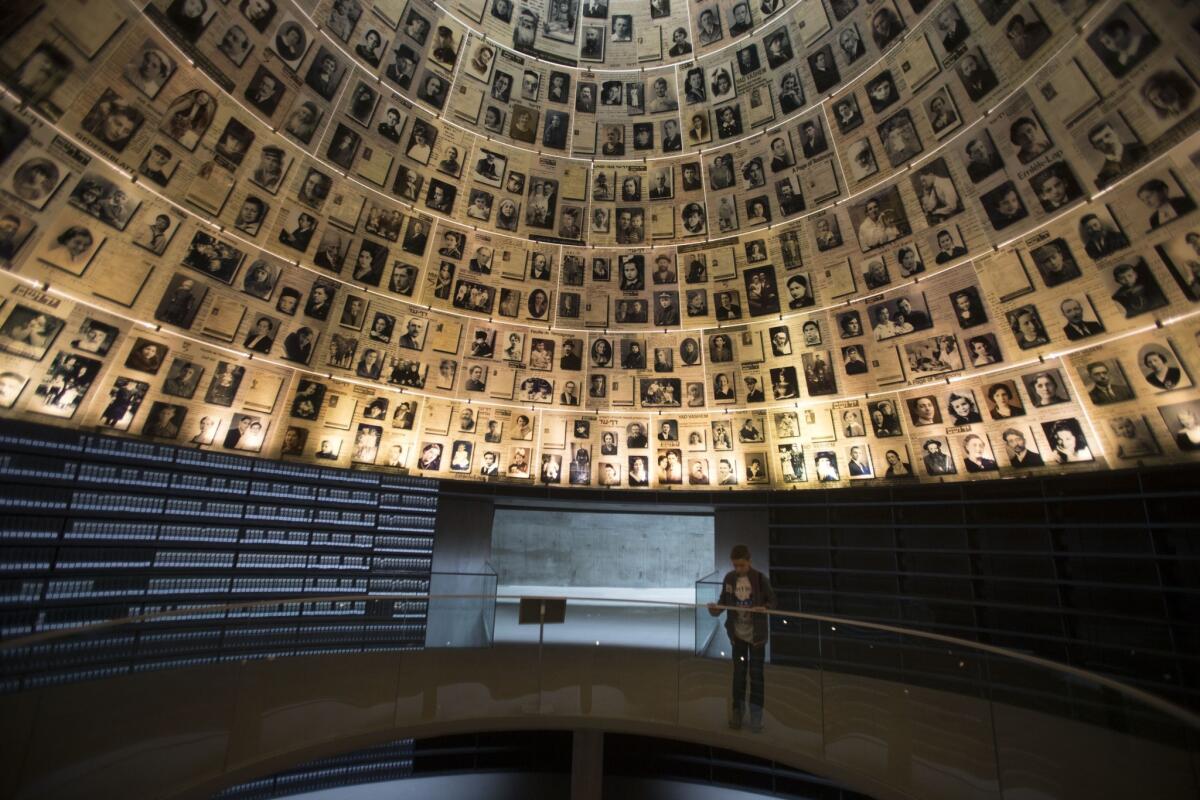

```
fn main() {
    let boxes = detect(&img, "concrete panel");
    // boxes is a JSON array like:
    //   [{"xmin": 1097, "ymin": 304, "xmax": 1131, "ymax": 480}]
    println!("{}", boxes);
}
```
[
  {"xmin": 433, "ymin": 496, "xmax": 496, "ymax": 574},
  {"xmin": 714, "ymin": 507, "xmax": 770, "ymax": 576},
  {"xmin": 491, "ymin": 509, "xmax": 713, "ymax": 588},
  {"xmin": 676, "ymin": 657, "xmax": 824, "ymax": 763}
]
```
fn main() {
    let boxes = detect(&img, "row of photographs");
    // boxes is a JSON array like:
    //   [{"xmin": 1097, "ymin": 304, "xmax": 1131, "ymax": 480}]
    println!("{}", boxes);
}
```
[
  {"xmin": 0, "ymin": 1, "xmax": 1195, "ymax": 482},
  {"xmin": 3, "ymin": 0, "xmax": 1194, "ymax": 282},
  {"xmin": 4, "ymin": 101, "xmax": 1200, "ymax": 420},
  {"xmin": 1, "ymin": 261, "xmax": 1195, "ymax": 424},
  {"xmin": 142, "ymin": 0, "xmax": 1193, "ymax": 171},
  {"xmin": 28, "ymin": 17, "xmax": 1193, "ymax": 281},
  {"xmin": 9, "ymin": 198, "xmax": 1196, "ymax": 416},
  {"xmin": 2, "ymin": 298, "xmax": 1198, "ymax": 488},
  {"xmin": 4, "ymin": 0, "xmax": 1151, "ymax": 179}
]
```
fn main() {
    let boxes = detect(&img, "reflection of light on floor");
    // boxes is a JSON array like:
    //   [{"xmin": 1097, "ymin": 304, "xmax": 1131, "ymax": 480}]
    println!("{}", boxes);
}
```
[{"xmin": 494, "ymin": 586, "xmax": 719, "ymax": 653}]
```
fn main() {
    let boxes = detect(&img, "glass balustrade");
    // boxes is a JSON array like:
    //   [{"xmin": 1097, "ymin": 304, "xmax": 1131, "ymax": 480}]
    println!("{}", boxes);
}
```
[{"xmin": 2, "ymin": 592, "xmax": 1198, "ymax": 800}]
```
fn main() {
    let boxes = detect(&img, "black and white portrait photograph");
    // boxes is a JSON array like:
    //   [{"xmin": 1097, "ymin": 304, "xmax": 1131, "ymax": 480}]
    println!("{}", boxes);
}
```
[
  {"xmin": 244, "ymin": 66, "xmax": 286, "ymax": 116},
  {"xmin": 903, "ymin": 335, "xmax": 963, "ymax": 378},
  {"xmin": 850, "ymin": 187, "xmax": 911, "ymax": 252},
  {"xmin": 1086, "ymin": 4, "xmax": 1159, "ymax": 79},
  {"xmin": 1022, "ymin": 368, "xmax": 1071, "ymax": 408},
  {"xmin": 1106, "ymin": 258, "xmax": 1169, "ymax": 318},
  {"xmin": 80, "ymin": 89, "xmax": 144, "ymax": 153},
  {"xmin": 980, "ymin": 181, "xmax": 1029, "ymax": 231},
  {"xmin": 123, "ymin": 41, "xmax": 177, "ymax": 100},
  {"xmin": 34, "ymin": 219, "xmax": 105, "ymax": 277},
  {"xmin": 1158, "ymin": 400, "xmax": 1200, "ymax": 452}
]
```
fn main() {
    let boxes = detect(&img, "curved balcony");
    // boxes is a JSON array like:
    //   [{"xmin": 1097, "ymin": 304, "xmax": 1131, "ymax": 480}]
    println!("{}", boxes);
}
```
[{"xmin": 2, "ymin": 593, "xmax": 1197, "ymax": 799}]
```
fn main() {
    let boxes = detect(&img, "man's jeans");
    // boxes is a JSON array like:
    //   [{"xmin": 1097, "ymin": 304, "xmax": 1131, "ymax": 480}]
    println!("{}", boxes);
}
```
[{"xmin": 731, "ymin": 637, "xmax": 765, "ymax": 722}]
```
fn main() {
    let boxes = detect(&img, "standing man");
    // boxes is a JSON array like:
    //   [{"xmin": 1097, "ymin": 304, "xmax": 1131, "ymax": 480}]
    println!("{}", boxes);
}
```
[{"xmin": 708, "ymin": 544, "xmax": 777, "ymax": 732}]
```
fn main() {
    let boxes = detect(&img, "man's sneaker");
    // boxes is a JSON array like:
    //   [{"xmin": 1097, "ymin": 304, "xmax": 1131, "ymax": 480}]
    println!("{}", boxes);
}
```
[{"xmin": 749, "ymin": 715, "xmax": 763, "ymax": 733}]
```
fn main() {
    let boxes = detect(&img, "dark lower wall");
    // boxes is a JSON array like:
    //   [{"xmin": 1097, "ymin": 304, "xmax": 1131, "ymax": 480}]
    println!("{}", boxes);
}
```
[{"xmin": 764, "ymin": 467, "xmax": 1200, "ymax": 710}]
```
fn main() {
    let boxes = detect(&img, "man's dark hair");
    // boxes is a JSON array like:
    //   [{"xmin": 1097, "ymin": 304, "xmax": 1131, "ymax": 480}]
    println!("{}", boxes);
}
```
[{"xmin": 730, "ymin": 544, "xmax": 751, "ymax": 561}]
